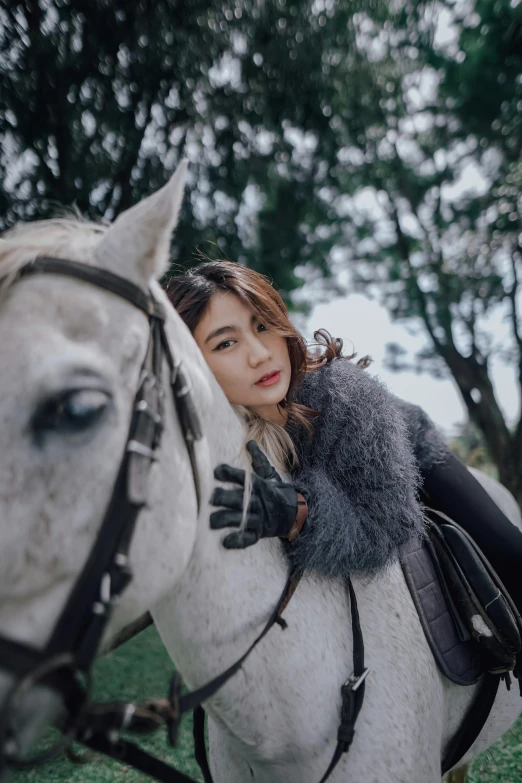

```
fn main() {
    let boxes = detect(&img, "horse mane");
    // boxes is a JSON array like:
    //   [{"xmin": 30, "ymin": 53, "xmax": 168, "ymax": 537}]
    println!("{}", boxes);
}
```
[{"xmin": 0, "ymin": 218, "xmax": 108, "ymax": 293}]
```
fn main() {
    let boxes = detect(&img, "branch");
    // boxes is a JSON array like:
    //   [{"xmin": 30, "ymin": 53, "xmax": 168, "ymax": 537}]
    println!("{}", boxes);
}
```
[
  {"xmin": 387, "ymin": 144, "xmax": 464, "ymax": 356},
  {"xmin": 104, "ymin": 96, "xmax": 156, "ymax": 216},
  {"xmin": 389, "ymin": 201, "xmax": 446, "ymax": 355},
  {"xmin": 462, "ymin": 298, "xmax": 478, "ymax": 359},
  {"xmin": 508, "ymin": 251, "xmax": 522, "ymax": 448},
  {"xmin": 508, "ymin": 252, "xmax": 522, "ymax": 384}
]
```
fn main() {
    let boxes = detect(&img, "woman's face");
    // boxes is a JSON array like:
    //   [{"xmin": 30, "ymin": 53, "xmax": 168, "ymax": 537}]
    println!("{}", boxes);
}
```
[{"xmin": 193, "ymin": 291, "xmax": 291, "ymax": 422}]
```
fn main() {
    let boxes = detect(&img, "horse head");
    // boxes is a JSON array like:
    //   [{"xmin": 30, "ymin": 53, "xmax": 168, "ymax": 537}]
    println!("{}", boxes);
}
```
[{"xmin": 0, "ymin": 161, "xmax": 234, "ymax": 778}]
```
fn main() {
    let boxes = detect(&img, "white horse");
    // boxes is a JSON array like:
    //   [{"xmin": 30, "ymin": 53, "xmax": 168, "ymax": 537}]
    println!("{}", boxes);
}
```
[{"xmin": 0, "ymin": 162, "xmax": 520, "ymax": 783}]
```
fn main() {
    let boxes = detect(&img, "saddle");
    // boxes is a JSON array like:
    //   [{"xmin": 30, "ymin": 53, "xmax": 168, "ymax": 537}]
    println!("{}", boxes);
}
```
[
  {"xmin": 402, "ymin": 507, "xmax": 522, "ymax": 684},
  {"xmin": 401, "ymin": 507, "xmax": 522, "ymax": 772}
]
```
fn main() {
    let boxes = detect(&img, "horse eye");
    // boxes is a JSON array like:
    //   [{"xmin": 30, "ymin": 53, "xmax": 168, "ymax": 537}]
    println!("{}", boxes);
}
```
[{"xmin": 33, "ymin": 389, "xmax": 111, "ymax": 435}]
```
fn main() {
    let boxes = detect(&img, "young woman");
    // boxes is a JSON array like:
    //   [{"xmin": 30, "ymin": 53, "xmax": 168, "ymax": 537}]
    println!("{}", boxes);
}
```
[{"xmin": 167, "ymin": 260, "xmax": 522, "ymax": 613}]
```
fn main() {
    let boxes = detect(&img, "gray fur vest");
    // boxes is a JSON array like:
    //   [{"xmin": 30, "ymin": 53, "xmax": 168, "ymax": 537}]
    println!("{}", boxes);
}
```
[{"xmin": 284, "ymin": 358, "xmax": 450, "ymax": 578}]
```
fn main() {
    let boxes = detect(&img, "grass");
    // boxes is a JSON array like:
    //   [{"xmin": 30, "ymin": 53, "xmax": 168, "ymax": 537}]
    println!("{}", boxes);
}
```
[{"xmin": 12, "ymin": 626, "xmax": 522, "ymax": 783}]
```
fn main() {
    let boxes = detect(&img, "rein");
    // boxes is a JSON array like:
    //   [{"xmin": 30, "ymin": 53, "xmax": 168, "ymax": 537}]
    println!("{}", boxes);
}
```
[{"xmin": 0, "ymin": 257, "xmax": 368, "ymax": 783}]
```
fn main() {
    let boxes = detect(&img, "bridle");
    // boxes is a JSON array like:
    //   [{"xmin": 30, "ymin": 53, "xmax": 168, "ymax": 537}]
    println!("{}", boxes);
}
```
[{"xmin": 0, "ymin": 257, "xmax": 367, "ymax": 783}]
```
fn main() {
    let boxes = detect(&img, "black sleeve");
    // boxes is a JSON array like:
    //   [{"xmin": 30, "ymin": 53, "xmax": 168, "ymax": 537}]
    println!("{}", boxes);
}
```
[{"xmin": 422, "ymin": 453, "xmax": 522, "ymax": 613}]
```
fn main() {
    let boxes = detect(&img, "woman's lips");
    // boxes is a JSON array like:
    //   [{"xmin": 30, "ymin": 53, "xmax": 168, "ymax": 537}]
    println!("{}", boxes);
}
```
[{"xmin": 255, "ymin": 370, "xmax": 281, "ymax": 387}]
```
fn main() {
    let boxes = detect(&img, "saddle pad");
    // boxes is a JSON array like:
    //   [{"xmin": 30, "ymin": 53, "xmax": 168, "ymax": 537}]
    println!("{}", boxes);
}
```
[{"xmin": 400, "ymin": 535, "xmax": 483, "ymax": 686}]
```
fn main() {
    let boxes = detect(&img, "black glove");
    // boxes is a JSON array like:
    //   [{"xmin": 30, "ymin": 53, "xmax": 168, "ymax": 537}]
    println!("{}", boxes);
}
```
[{"xmin": 210, "ymin": 440, "xmax": 308, "ymax": 549}]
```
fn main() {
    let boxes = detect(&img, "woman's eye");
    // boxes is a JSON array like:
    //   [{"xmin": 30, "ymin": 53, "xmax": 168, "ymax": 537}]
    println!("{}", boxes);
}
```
[
  {"xmin": 215, "ymin": 339, "xmax": 236, "ymax": 351},
  {"xmin": 257, "ymin": 323, "xmax": 267, "ymax": 333},
  {"xmin": 33, "ymin": 389, "xmax": 111, "ymax": 435}
]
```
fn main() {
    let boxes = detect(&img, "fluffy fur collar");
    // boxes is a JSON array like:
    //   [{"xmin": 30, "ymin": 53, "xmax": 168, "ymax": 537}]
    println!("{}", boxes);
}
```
[{"xmin": 284, "ymin": 359, "xmax": 445, "ymax": 577}]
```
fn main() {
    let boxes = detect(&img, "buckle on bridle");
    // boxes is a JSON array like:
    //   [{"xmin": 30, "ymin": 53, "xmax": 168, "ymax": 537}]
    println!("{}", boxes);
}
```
[
  {"xmin": 126, "ymin": 441, "xmax": 158, "ymax": 461},
  {"xmin": 344, "ymin": 667, "xmax": 370, "ymax": 692}
]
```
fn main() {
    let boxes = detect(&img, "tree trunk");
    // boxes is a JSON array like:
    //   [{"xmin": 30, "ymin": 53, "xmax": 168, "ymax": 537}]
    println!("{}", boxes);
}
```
[{"xmin": 442, "ymin": 348, "xmax": 522, "ymax": 508}]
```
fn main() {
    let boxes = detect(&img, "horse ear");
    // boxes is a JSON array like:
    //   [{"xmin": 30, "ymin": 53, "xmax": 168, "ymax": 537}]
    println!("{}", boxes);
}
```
[{"xmin": 95, "ymin": 159, "xmax": 188, "ymax": 284}]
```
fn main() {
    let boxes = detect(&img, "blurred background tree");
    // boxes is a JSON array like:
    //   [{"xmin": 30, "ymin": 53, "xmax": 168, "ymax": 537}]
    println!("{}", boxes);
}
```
[
  {"xmin": 0, "ymin": 0, "xmax": 521, "ymax": 502},
  {"xmin": 449, "ymin": 421, "xmax": 496, "ymax": 477}
]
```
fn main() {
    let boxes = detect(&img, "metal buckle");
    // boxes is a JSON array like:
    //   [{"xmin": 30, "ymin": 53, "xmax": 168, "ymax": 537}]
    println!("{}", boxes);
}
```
[
  {"xmin": 344, "ymin": 668, "xmax": 370, "ymax": 692},
  {"xmin": 135, "ymin": 398, "xmax": 162, "ymax": 425},
  {"xmin": 147, "ymin": 299, "xmax": 166, "ymax": 321},
  {"xmin": 127, "ymin": 440, "xmax": 158, "ymax": 461}
]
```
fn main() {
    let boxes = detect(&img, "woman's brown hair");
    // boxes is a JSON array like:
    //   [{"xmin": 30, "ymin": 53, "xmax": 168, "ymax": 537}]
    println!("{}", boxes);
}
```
[{"xmin": 166, "ymin": 260, "xmax": 369, "ymax": 467}]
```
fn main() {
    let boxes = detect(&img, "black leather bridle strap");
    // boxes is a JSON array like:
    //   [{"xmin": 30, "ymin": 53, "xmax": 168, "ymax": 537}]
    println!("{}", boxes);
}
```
[
  {"xmin": 81, "ymin": 733, "xmax": 197, "ymax": 783},
  {"xmin": 44, "ymin": 328, "xmax": 161, "ymax": 663},
  {"xmin": 178, "ymin": 572, "xmax": 301, "ymax": 716},
  {"xmin": 193, "ymin": 706, "xmax": 212, "ymax": 783},
  {"xmin": 157, "ymin": 320, "xmax": 202, "ymax": 511},
  {"xmin": 20, "ymin": 258, "xmax": 155, "ymax": 317},
  {"xmin": 44, "ymin": 441, "xmax": 136, "ymax": 666},
  {"xmin": 72, "ymin": 573, "xmax": 302, "ymax": 783},
  {"xmin": 0, "ymin": 639, "xmax": 47, "ymax": 680}
]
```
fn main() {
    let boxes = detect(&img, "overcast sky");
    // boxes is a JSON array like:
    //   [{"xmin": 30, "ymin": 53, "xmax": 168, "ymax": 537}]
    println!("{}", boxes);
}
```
[{"xmin": 303, "ymin": 292, "xmax": 519, "ymax": 436}]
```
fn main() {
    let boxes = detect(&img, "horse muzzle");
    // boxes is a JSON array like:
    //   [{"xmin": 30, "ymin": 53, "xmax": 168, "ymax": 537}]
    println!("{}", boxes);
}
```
[{"xmin": 0, "ymin": 668, "xmax": 67, "ymax": 783}]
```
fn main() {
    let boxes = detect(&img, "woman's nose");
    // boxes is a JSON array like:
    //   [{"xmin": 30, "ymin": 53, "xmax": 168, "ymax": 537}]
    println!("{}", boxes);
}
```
[{"xmin": 247, "ymin": 337, "xmax": 272, "ymax": 367}]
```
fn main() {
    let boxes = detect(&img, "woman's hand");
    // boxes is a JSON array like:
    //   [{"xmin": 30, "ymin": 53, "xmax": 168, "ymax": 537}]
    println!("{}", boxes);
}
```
[{"xmin": 210, "ymin": 440, "xmax": 308, "ymax": 549}]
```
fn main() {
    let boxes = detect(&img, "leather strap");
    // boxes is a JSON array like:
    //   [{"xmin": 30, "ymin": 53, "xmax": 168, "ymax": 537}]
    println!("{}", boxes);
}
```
[
  {"xmin": 20, "ymin": 257, "xmax": 156, "ymax": 318},
  {"xmin": 176, "ymin": 572, "xmax": 302, "ymax": 716},
  {"xmin": 286, "ymin": 493, "xmax": 308, "ymax": 542},
  {"xmin": 318, "ymin": 578, "xmax": 368, "ymax": 783},
  {"xmin": 82, "ymin": 733, "xmax": 197, "ymax": 783},
  {"xmin": 441, "ymin": 672, "xmax": 500, "ymax": 774},
  {"xmin": 193, "ymin": 706, "xmax": 213, "ymax": 783}
]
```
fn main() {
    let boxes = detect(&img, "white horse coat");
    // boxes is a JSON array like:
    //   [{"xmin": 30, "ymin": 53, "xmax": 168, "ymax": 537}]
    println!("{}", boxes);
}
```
[{"xmin": 0, "ymin": 163, "xmax": 520, "ymax": 783}]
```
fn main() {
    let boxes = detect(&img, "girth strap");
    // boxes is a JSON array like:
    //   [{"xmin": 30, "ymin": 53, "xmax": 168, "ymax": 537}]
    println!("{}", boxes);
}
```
[
  {"xmin": 318, "ymin": 579, "xmax": 367, "ymax": 783},
  {"xmin": 441, "ymin": 672, "xmax": 500, "ymax": 775}
]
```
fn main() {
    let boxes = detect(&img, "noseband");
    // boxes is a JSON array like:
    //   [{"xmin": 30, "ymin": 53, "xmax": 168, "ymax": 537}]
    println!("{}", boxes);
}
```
[{"xmin": 0, "ymin": 257, "xmax": 367, "ymax": 783}]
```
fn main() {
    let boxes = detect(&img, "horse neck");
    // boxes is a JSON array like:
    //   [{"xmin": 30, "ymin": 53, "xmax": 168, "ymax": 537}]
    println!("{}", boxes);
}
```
[
  {"xmin": 156, "ymin": 519, "xmax": 288, "ymax": 685},
  {"xmin": 148, "ymin": 298, "xmax": 348, "ymax": 757},
  {"xmin": 149, "ymin": 299, "xmax": 290, "ymax": 686},
  {"xmin": 153, "ymin": 439, "xmax": 288, "ymax": 691}
]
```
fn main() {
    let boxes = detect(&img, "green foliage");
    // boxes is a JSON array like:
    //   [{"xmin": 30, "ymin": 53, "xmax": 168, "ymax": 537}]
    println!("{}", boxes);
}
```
[
  {"xmin": 0, "ymin": 0, "xmax": 338, "ymax": 294},
  {"xmin": 1, "ymin": 0, "xmax": 521, "ymax": 490}
]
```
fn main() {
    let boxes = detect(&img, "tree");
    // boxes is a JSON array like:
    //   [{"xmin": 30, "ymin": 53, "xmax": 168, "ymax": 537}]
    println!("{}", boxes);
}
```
[
  {"xmin": 1, "ymin": 0, "xmax": 521, "ymax": 501},
  {"xmin": 0, "ymin": 0, "xmax": 337, "ymax": 297},
  {"xmin": 449, "ymin": 421, "xmax": 496, "ymax": 477},
  {"xmin": 311, "ymin": 0, "xmax": 522, "ymax": 504}
]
